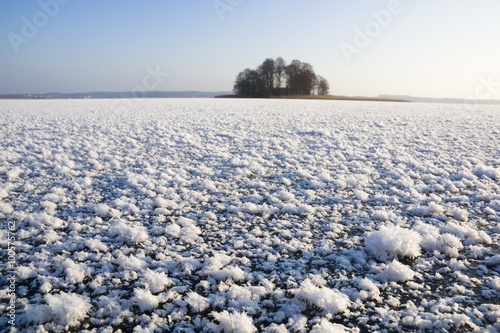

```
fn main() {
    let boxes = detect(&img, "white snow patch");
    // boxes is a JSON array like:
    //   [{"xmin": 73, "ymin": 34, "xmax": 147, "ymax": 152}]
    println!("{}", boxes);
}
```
[
  {"xmin": 378, "ymin": 260, "xmax": 415, "ymax": 282},
  {"xmin": 27, "ymin": 212, "xmax": 66, "ymax": 229},
  {"xmin": 211, "ymin": 310, "xmax": 257, "ymax": 333},
  {"xmin": 365, "ymin": 225, "xmax": 422, "ymax": 262},
  {"xmin": 45, "ymin": 292, "xmax": 91, "ymax": 327},
  {"xmin": 473, "ymin": 164, "xmax": 500, "ymax": 180},
  {"xmin": 311, "ymin": 319, "xmax": 350, "ymax": 333},
  {"xmin": 22, "ymin": 304, "xmax": 52, "ymax": 325},
  {"xmin": 85, "ymin": 238, "xmax": 109, "ymax": 252},
  {"xmin": 185, "ymin": 291, "xmax": 211, "ymax": 313},
  {"xmin": 488, "ymin": 277, "xmax": 500, "ymax": 291},
  {"xmin": 295, "ymin": 278, "xmax": 350, "ymax": 315},
  {"xmin": 142, "ymin": 269, "xmax": 171, "ymax": 294},
  {"xmin": 133, "ymin": 288, "xmax": 159, "ymax": 311},
  {"xmin": 62, "ymin": 259, "xmax": 87, "ymax": 284},
  {"xmin": 356, "ymin": 277, "xmax": 381, "ymax": 301},
  {"xmin": 353, "ymin": 189, "xmax": 369, "ymax": 201},
  {"xmin": 450, "ymin": 207, "xmax": 469, "ymax": 221},
  {"xmin": 212, "ymin": 266, "xmax": 246, "ymax": 282},
  {"xmin": 372, "ymin": 210, "xmax": 396, "ymax": 221},
  {"xmin": 0, "ymin": 202, "xmax": 14, "ymax": 216},
  {"xmin": 109, "ymin": 219, "xmax": 148, "ymax": 245}
]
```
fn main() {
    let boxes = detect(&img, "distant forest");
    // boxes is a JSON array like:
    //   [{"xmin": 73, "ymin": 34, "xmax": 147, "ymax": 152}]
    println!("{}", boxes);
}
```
[{"xmin": 233, "ymin": 57, "xmax": 329, "ymax": 98}]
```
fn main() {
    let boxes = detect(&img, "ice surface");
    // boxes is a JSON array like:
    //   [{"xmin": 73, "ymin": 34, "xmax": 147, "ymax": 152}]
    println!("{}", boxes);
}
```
[{"xmin": 1, "ymin": 99, "xmax": 499, "ymax": 332}]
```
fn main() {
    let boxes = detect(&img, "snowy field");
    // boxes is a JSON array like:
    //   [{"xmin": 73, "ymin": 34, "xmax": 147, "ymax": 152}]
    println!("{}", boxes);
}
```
[{"xmin": 1, "ymin": 98, "xmax": 499, "ymax": 332}]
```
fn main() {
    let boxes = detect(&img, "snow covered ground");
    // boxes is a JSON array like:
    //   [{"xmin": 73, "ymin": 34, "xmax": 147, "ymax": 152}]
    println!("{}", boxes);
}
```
[{"xmin": 1, "ymin": 98, "xmax": 499, "ymax": 332}]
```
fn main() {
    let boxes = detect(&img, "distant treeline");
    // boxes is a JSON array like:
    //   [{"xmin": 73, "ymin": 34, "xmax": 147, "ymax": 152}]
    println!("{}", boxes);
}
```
[
  {"xmin": 0, "ymin": 91, "xmax": 231, "ymax": 100},
  {"xmin": 233, "ymin": 57, "xmax": 329, "ymax": 98}
]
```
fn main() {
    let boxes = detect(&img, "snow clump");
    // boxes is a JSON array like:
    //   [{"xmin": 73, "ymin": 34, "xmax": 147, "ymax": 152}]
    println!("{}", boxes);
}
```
[
  {"xmin": 133, "ymin": 288, "xmax": 159, "ymax": 312},
  {"xmin": 109, "ymin": 219, "xmax": 148, "ymax": 245},
  {"xmin": 365, "ymin": 225, "xmax": 422, "ymax": 262},
  {"xmin": 211, "ymin": 310, "xmax": 257, "ymax": 333},
  {"xmin": 45, "ymin": 292, "xmax": 91, "ymax": 327},
  {"xmin": 295, "ymin": 278, "xmax": 350, "ymax": 315},
  {"xmin": 378, "ymin": 260, "xmax": 415, "ymax": 283},
  {"xmin": 185, "ymin": 291, "xmax": 211, "ymax": 313},
  {"xmin": 311, "ymin": 319, "xmax": 351, "ymax": 333}
]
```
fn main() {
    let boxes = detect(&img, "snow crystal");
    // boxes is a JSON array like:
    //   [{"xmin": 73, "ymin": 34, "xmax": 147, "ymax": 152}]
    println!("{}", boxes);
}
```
[
  {"xmin": 142, "ymin": 269, "xmax": 171, "ymax": 294},
  {"xmin": 27, "ymin": 212, "xmax": 66, "ymax": 229},
  {"xmin": 281, "ymin": 203, "xmax": 315, "ymax": 215},
  {"xmin": 295, "ymin": 278, "xmax": 350, "ymax": 315},
  {"xmin": 133, "ymin": 288, "xmax": 159, "ymax": 312},
  {"xmin": 311, "ymin": 319, "xmax": 350, "ymax": 333},
  {"xmin": 450, "ymin": 207, "xmax": 469, "ymax": 221},
  {"xmin": 116, "ymin": 253, "xmax": 147, "ymax": 271},
  {"xmin": 94, "ymin": 203, "xmax": 111, "ymax": 217},
  {"xmin": 212, "ymin": 266, "xmax": 246, "ymax": 282},
  {"xmin": 199, "ymin": 253, "xmax": 233, "ymax": 275},
  {"xmin": 386, "ymin": 296, "xmax": 400, "ymax": 308},
  {"xmin": 212, "ymin": 310, "xmax": 257, "ymax": 333},
  {"xmin": 365, "ymin": 225, "xmax": 422, "ymax": 262},
  {"xmin": 372, "ymin": 210, "xmax": 396, "ymax": 221},
  {"xmin": 22, "ymin": 304, "xmax": 52, "ymax": 325},
  {"xmin": 39, "ymin": 281, "xmax": 52, "ymax": 293},
  {"xmin": 275, "ymin": 189, "xmax": 295, "ymax": 202},
  {"xmin": 378, "ymin": 260, "xmax": 415, "ymax": 283},
  {"xmin": 109, "ymin": 219, "xmax": 148, "ymax": 245},
  {"xmin": 85, "ymin": 238, "xmax": 109, "ymax": 252},
  {"xmin": 40, "ymin": 200, "xmax": 57, "ymax": 212},
  {"xmin": 354, "ymin": 189, "xmax": 370, "ymax": 201},
  {"xmin": 356, "ymin": 277, "xmax": 381, "ymax": 301},
  {"xmin": 185, "ymin": 291, "xmax": 211, "ymax": 313},
  {"xmin": 45, "ymin": 292, "xmax": 91, "ymax": 327},
  {"xmin": 165, "ymin": 223, "xmax": 182, "ymax": 237},
  {"xmin": 200, "ymin": 179, "xmax": 217, "ymax": 192},
  {"xmin": 440, "ymin": 233, "xmax": 463, "ymax": 257},
  {"xmin": 488, "ymin": 277, "xmax": 500, "ymax": 291},
  {"xmin": 263, "ymin": 323, "xmax": 288, "ymax": 333},
  {"xmin": 62, "ymin": 259, "xmax": 87, "ymax": 284},
  {"xmin": 17, "ymin": 265, "xmax": 38, "ymax": 280},
  {"xmin": 7, "ymin": 166, "xmax": 22, "ymax": 180},
  {"xmin": 473, "ymin": 164, "xmax": 500, "ymax": 180},
  {"xmin": 428, "ymin": 201, "xmax": 444, "ymax": 214},
  {"xmin": 442, "ymin": 221, "xmax": 491, "ymax": 244},
  {"xmin": 0, "ymin": 202, "xmax": 13, "ymax": 215}
]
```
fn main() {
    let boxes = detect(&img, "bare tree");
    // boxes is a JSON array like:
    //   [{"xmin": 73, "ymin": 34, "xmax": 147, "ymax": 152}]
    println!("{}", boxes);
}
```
[
  {"xmin": 316, "ymin": 75, "xmax": 330, "ymax": 95},
  {"xmin": 273, "ymin": 57, "xmax": 286, "ymax": 94},
  {"xmin": 234, "ymin": 57, "xmax": 329, "ymax": 97},
  {"xmin": 286, "ymin": 60, "xmax": 316, "ymax": 95},
  {"xmin": 234, "ymin": 68, "xmax": 265, "ymax": 97},
  {"xmin": 285, "ymin": 60, "xmax": 302, "ymax": 95},
  {"xmin": 258, "ymin": 58, "xmax": 275, "ymax": 97}
]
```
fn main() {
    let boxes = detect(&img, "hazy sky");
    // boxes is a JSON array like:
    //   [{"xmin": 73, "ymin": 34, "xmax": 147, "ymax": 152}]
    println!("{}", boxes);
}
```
[{"xmin": 1, "ymin": 0, "xmax": 499, "ymax": 99}]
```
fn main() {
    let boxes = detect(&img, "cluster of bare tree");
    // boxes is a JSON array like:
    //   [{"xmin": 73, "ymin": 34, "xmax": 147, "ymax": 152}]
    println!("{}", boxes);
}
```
[{"xmin": 233, "ymin": 57, "xmax": 329, "ymax": 98}]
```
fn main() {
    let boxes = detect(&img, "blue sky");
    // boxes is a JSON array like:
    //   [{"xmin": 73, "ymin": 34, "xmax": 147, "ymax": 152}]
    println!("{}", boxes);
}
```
[{"xmin": 1, "ymin": 0, "xmax": 499, "ymax": 99}]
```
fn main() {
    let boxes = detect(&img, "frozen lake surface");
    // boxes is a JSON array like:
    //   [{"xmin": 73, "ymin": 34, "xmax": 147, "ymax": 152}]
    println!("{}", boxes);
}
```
[{"xmin": 1, "ymin": 98, "xmax": 499, "ymax": 332}]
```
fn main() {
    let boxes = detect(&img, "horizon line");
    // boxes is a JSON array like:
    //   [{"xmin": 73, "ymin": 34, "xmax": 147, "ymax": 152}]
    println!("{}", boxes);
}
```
[{"xmin": 0, "ymin": 90, "xmax": 499, "ymax": 104}]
